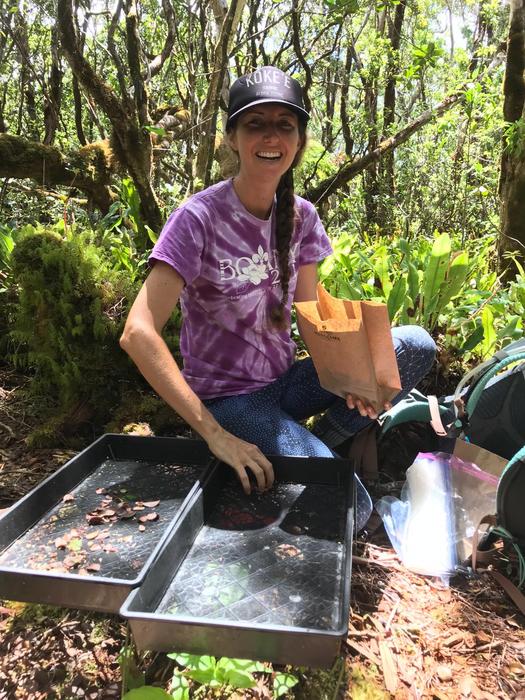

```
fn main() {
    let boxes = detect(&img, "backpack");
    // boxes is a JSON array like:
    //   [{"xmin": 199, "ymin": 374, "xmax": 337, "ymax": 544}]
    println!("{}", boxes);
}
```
[{"xmin": 350, "ymin": 338, "xmax": 525, "ymax": 605}]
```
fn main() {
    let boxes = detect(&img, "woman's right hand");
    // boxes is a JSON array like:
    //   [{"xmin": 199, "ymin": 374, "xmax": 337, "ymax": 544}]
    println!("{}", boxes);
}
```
[{"xmin": 207, "ymin": 428, "xmax": 274, "ymax": 495}]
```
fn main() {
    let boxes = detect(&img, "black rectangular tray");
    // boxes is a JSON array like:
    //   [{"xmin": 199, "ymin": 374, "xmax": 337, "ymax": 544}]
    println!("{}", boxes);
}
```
[
  {"xmin": 0, "ymin": 434, "xmax": 214, "ymax": 613},
  {"xmin": 121, "ymin": 456, "xmax": 354, "ymax": 667}
]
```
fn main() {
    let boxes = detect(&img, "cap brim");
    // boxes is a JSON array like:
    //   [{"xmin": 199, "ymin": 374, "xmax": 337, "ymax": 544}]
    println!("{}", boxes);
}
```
[{"xmin": 227, "ymin": 98, "xmax": 310, "ymax": 126}]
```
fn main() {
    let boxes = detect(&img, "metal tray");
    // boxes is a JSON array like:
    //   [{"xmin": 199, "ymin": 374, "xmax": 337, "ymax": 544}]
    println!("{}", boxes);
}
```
[
  {"xmin": 0, "ymin": 434, "xmax": 214, "ymax": 612},
  {"xmin": 121, "ymin": 456, "xmax": 354, "ymax": 667}
]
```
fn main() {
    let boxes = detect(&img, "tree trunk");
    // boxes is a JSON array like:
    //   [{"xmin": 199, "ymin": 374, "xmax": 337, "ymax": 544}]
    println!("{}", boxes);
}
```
[
  {"xmin": 57, "ymin": 0, "xmax": 163, "ymax": 232},
  {"xmin": 380, "ymin": 0, "xmax": 407, "ymax": 218},
  {"xmin": 194, "ymin": 0, "xmax": 246, "ymax": 188},
  {"xmin": 498, "ymin": 0, "xmax": 525, "ymax": 278}
]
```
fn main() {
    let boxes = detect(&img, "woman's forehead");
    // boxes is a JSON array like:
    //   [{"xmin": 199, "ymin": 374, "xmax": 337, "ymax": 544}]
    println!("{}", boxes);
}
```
[{"xmin": 241, "ymin": 104, "xmax": 298, "ymax": 119}]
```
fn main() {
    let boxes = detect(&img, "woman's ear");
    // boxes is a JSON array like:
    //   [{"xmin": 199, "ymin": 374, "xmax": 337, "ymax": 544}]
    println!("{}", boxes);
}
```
[{"xmin": 226, "ymin": 130, "xmax": 238, "ymax": 152}]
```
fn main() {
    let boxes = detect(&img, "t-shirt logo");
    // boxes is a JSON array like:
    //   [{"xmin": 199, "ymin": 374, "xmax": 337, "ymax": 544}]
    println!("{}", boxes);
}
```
[
  {"xmin": 219, "ymin": 245, "xmax": 276, "ymax": 285},
  {"xmin": 218, "ymin": 242, "xmax": 300, "ymax": 287}
]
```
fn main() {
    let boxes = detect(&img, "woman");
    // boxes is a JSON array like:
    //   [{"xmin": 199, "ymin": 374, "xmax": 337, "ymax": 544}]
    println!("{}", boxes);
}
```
[{"xmin": 120, "ymin": 66, "xmax": 436, "ymax": 530}]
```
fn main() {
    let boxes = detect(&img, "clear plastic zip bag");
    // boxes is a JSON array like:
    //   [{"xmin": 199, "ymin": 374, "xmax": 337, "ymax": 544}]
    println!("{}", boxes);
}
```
[{"xmin": 375, "ymin": 452, "xmax": 498, "ymax": 583}]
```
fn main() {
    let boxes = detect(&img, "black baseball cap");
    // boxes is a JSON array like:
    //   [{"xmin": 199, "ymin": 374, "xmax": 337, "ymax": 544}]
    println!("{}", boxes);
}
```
[{"xmin": 227, "ymin": 66, "xmax": 310, "ymax": 127}]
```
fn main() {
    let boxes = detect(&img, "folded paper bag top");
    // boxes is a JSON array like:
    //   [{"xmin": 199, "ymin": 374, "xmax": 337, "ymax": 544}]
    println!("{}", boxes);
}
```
[{"xmin": 295, "ymin": 284, "xmax": 402, "ymax": 411}]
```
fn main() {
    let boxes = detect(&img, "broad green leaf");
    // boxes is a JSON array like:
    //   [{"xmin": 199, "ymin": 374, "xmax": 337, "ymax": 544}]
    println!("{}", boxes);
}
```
[
  {"xmin": 422, "ymin": 232, "xmax": 451, "ymax": 323},
  {"xmin": 406, "ymin": 261, "xmax": 420, "ymax": 309},
  {"xmin": 459, "ymin": 325, "xmax": 484, "ymax": 353},
  {"xmin": 434, "ymin": 250, "xmax": 469, "ymax": 311},
  {"xmin": 224, "ymin": 669, "xmax": 257, "ymax": 688},
  {"xmin": 371, "ymin": 245, "xmax": 392, "ymax": 298},
  {"xmin": 338, "ymin": 277, "xmax": 361, "ymax": 300},
  {"xmin": 387, "ymin": 276, "xmax": 407, "ymax": 321},
  {"xmin": 185, "ymin": 668, "xmax": 216, "ymax": 685},
  {"xmin": 168, "ymin": 654, "xmax": 215, "ymax": 672},
  {"xmin": 481, "ymin": 306, "xmax": 497, "ymax": 358},
  {"xmin": 273, "ymin": 672, "xmax": 299, "ymax": 698},
  {"xmin": 122, "ymin": 688, "xmax": 172, "ymax": 700},
  {"xmin": 497, "ymin": 315, "xmax": 522, "ymax": 341},
  {"xmin": 216, "ymin": 657, "xmax": 265, "ymax": 673},
  {"xmin": 170, "ymin": 672, "xmax": 190, "ymax": 700}
]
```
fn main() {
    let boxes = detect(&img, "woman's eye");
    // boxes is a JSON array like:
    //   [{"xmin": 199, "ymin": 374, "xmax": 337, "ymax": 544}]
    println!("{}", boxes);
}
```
[{"xmin": 279, "ymin": 122, "xmax": 294, "ymax": 130}]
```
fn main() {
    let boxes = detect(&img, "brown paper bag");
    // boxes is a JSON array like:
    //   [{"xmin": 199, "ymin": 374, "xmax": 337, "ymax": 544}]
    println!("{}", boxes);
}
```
[
  {"xmin": 453, "ymin": 439, "xmax": 507, "ymax": 479},
  {"xmin": 295, "ymin": 284, "xmax": 401, "ymax": 411},
  {"xmin": 452, "ymin": 439, "xmax": 506, "ymax": 560}
]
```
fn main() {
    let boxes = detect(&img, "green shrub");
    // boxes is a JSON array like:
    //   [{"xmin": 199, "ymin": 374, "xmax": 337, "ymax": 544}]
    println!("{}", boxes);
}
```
[{"xmin": 8, "ymin": 225, "xmax": 140, "ymax": 442}]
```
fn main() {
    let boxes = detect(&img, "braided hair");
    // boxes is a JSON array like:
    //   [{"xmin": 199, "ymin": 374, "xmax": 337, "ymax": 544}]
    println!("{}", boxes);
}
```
[{"xmin": 226, "ymin": 118, "xmax": 307, "ymax": 330}]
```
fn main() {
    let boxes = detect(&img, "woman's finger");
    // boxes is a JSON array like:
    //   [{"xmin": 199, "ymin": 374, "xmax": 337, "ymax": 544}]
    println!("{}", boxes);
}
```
[
  {"xmin": 234, "ymin": 464, "xmax": 252, "ymax": 495},
  {"xmin": 245, "ymin": 461, "xmax": 267, "ymax": 492}
]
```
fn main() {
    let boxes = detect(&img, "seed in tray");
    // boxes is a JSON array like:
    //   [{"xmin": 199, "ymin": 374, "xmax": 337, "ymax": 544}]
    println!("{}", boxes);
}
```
[
  {"xmin": 275, "ymin": 544, "xmax": 303, "ymax": 560},
  {"xmin": 138, "ymin": 512, "xmax": 159, "ymax": 523},
  {"xmin": 62, "ymin": 493, "xmax": 75, "ymax": 503}
]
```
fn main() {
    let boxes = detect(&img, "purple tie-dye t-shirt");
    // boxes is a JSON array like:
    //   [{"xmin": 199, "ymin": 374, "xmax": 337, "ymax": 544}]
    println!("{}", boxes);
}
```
[{"xmin": 149, "ymin": 178, "xmax": 332, "ymax": 399}]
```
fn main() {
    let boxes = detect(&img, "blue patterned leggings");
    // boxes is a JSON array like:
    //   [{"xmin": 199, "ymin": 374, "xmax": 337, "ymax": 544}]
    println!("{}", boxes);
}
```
[{"xmin": 204, "ymin": 325, "xmax": 436, "ymax": 529}]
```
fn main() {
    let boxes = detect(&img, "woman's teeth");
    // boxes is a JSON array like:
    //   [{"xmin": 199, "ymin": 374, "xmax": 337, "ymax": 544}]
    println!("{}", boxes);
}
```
[{"xmin": 256, "ymin": 152, "xmax": 282, "ymax": 160}]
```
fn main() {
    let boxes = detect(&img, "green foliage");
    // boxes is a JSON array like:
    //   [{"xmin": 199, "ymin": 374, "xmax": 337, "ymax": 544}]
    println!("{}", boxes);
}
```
[
  {"xmin": 98, "ymin": 178, "xmax": 157, "ymax": 269},
  {"xmin": 504, "ymin": 118, "xmax": 525, "ymax": 157},
  {"xmin": 319, "ymin": 229, "xmax": 524, "ymax": 360},
  {"xmin": 0, "ymin": 223, "xmax": 19, "ymax": 350},
  {"xmin": 7, "ymin": 223, "xmax": 139, "ymax": 440},
  {"xmin": 168, "ymin": 653, "xmax": 266, "ymax": 692},
  {"xmin": 273, "ymin": 671, "xmax": 300, "ymax": 697},
  {"xmin": 120, "ymin": 644, "xmax": 146, "ymax": 693}
]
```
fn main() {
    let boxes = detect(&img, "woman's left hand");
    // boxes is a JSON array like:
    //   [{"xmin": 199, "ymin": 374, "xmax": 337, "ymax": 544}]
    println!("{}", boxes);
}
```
[{"xmin": 346, "ymin": 394, "xmax": 392, "ymax": 420}]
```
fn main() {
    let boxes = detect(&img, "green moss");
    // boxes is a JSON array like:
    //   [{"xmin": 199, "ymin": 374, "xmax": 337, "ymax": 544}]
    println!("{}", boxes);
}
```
[{"xmin": 8, "ymin": 225, "xmax": 141, "ymax": 441}]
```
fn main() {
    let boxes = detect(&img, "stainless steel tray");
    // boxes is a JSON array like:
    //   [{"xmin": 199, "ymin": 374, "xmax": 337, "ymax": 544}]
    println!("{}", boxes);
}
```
[
  {"xmin": 121, "ymin": 456, "xmax": 354, "ymax": 667},
  {"xmin": 0, "ymin": 434, "xmax": 214, "ymax": 612}
]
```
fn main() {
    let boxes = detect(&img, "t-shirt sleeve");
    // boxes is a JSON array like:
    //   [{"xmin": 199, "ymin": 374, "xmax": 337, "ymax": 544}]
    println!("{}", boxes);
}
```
[
  {"xmin": 148, "ymin": 206, "xmax": 205, "ymax": 285},
  {"xmin": 296, "ymin": 199, "xmax": 333, "ymax": 266}
]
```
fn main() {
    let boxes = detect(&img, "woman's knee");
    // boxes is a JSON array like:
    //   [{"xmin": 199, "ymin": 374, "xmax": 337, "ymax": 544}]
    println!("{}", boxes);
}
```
[{"xmin": 392, "ymin": 325, "xmax": 436, "ymax": 386}]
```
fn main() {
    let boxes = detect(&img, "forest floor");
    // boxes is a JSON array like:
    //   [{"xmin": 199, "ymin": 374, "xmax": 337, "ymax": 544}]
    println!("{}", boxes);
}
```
[{"xmin": 0, "ymin": 365, "xmax": 524, "ymax": 700}]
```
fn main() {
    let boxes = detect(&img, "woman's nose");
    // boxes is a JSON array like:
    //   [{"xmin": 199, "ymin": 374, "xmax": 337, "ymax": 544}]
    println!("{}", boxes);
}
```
[{"xmin": 262, "ymin": 123, "xmax": 279, "ymax": 140}]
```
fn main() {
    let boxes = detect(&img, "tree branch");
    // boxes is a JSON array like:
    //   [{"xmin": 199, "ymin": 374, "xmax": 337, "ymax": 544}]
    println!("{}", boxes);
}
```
[
  {"xmin": 304, "ymin": 92, "xmax": 464, "ymax": 204},
  {"xmin": 0, "ymin": 133, "xmax": 114, "ymax": 212}
]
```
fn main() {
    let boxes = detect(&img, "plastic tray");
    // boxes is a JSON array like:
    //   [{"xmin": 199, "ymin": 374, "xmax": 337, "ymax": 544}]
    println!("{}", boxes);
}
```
[
  {"xmin": 0, "ymin": 434, "xmax": 214, "ymax": 612},
  {"xmin": 121, "ymin": 456, "xmax": 354, "ymax": 667}
]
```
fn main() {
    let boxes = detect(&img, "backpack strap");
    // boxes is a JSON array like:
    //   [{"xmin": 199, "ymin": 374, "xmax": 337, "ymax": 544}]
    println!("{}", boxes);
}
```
[
  {"xmin": 471, "ymin": 514, "xmax": 525, "ymax": 615},
  {"xmin": 348, "ymin": 422, "xmax": 381, "ymax": 482}
]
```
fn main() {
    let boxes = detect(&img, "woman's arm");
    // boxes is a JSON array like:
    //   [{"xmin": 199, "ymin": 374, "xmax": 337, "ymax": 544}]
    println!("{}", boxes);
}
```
[{"xmin": 120, "ymin": 262, "xmax": 273, "ymax": 494}]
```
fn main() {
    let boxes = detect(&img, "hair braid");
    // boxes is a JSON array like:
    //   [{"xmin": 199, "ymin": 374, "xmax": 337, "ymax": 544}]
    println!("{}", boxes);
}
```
[{"xmin": 270, "ymin": 167, "xmax": 296, "ymax": 330}]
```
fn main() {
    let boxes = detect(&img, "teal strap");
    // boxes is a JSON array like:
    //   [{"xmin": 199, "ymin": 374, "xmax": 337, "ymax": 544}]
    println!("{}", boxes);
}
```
[{"xmin": 493, "ymin": 524, "xmax": 525, "ymax": 588}]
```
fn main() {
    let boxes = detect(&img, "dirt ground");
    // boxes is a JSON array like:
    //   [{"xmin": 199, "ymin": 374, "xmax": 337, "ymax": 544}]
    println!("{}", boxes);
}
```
[{"xmin": 1, "ymin": 365, "xmax": 524, "ymax": 700}]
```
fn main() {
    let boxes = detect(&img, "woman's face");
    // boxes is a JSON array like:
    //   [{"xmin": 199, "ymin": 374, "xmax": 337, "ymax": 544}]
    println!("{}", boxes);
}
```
[{"xmin": 228, "ymin": 104, "xmax": 305, "ymax": 183}]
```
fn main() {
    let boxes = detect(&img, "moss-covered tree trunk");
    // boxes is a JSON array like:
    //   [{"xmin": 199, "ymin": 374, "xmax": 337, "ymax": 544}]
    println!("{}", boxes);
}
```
[{"xmin": 498, "ymin": 0, "xmax": 525, "ymax": 278}]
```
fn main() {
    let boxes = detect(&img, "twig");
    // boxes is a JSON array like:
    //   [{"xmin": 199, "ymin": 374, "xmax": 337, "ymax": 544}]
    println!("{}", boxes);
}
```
[
  {"xmin": 353, "ymin": 554, "xmax": 405, "ymax": 572},
  {"xmin": 0, "ymin": 421, "xmax": 15, "ymax": 437}
]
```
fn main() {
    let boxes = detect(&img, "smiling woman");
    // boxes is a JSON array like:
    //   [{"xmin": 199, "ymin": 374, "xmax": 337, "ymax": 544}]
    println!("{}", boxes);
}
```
[{"xmin": 119, "ymin": 66, "xmax": 436, "ymax": 532}]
